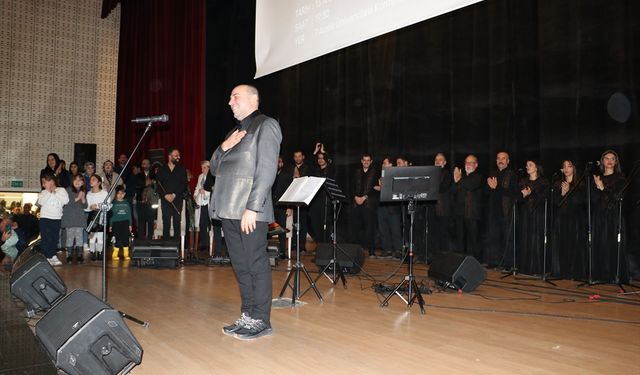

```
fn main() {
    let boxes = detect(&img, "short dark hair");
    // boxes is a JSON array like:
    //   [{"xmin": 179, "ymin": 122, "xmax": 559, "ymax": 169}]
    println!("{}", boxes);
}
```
[
  {"xmin": 115, "ymin": 185, "xmax": 126, "ymax": 194},
  {"xmin": 362, "ymin": 153, "xmax": 373, "ymax": 160}
]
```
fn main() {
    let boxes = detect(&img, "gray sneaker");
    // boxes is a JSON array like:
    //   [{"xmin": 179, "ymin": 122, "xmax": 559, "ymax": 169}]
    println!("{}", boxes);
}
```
[
  {"xmin": 222, "ymin": 313, "xmax": 251, "ymax": 336},
  {"xmin": 234, "ymin": 318, "xmax": 272, "ymax": 340}
]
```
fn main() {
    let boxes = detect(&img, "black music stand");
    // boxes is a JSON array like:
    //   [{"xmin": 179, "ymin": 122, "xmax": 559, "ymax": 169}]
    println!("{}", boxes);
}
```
[
  {"xmin": 313, "ymin": 178, "xmax": 349, "ymax": 288},
  {"xmin": 378, "ymin": 166, "xmax": 440, "ymax": 314},
  {"xmin": 277, "ymin": 176, "xmax": 325, "ymax": 305}
]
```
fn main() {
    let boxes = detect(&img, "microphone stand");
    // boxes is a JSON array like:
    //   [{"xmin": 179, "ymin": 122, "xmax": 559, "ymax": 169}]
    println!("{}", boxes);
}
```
[
  {"xmin": 542, "ymin": 175, "xmax": 560, "ymax": 286},
  {"xmin": 502, "ymin": 169, "xmax": 525, "ymax": 279},
  {"xmin": 86, "ymin": 121, "xmax": 156, "ymax": 328},
  {"xmin": 614, "ymin": 162, "xmax": 640, "ymax": 294},
  {"xmin": 577, "ymin": 165, "xmax": 595, "ymax": 287}
]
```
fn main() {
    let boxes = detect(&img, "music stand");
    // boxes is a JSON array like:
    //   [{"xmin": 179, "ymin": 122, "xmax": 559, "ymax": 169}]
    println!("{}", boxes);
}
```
[
  {"xmin": 277, "ymin": 176, "xmax": 326, "ymax": 305},
  {"xmin": 378, "ymin": 166, "xmax": 441, "ymax": 314},
  {"xmin": 313, "ymin": 178, "xmax": 349, "ymax": 288}
]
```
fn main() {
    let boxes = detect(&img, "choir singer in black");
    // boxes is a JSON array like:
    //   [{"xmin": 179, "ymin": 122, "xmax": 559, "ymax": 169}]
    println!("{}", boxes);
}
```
[
  {"xmin": 591, "ymin": 150, "xmax": 628, "ymax": 283},
  {"xmin": 516, "ymin": 160, "xmax": 549, "ymax": 276},
  {"xmin": 453, "ymin": 155, "xmax": 484, "ymax": 259},
  {"xmin": 484, "ymin": 151, "xmax": 518, "ymax": 268},
  {"xmin": 551, "ymin": 160, "xmax": 587, "ymax": 280}
]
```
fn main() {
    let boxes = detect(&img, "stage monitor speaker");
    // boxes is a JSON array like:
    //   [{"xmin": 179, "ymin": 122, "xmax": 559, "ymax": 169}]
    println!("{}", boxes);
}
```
[
  {"xmin": 35, "ymin": 289, "xmax": 143, "ymax": 375},
  {"xmin": 314, "ymin": 243, "xmax": 364, "ymax": 274},
  {"xmin": 131, "ymin": 239, "xmax": 179, "ymax": 268},
  {"xmin": 428, "ymin": 252, "xmax": 486, "ymax": 292},
  {"xmin": 147, "ymin": 148, "xmax": 165, "ymax": 166},
  {"xmin": 10, "ymin": 252, "xmax": 66, "ymax": 312}
]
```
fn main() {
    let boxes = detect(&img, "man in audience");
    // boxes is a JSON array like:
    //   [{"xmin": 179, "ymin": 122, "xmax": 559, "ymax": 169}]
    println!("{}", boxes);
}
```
[
  {"xmin": 272, "ymin": 156, "xmax": 292, "ymax": 258},
  {"xmin": 114, "ymin": 153, "xmax": 131, "ymax": 182},
  {"xmin": 290, "ymin": 149, "xmax": 311, "ymax": 252},
  {"xmin": 15, "ymin": 203, "xmax": 39, "ymax": 243},
  {"xmin": 352, "ymin": 153, "xmax": 379, "ymax": 257},
  {"xmin": 375, "ymin": 157, "xmax": 402, "ymax": 258},
  {"xmin": 156, "ymin": 148, "xmax": 188, "ymax": 240}
]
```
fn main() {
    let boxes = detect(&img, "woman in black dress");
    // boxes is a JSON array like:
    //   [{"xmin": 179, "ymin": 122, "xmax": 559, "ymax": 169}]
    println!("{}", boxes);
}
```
[
  {"xmin": 516, "ymin": 160, "xmax": 549, "ymax": 275},
  {"xmin": 591, "ymin": 150, "xmax": 628, "ymax": 283},
  {"xmin": 551, "ymin": 160, "xmax": 587, "ymax": 279}
]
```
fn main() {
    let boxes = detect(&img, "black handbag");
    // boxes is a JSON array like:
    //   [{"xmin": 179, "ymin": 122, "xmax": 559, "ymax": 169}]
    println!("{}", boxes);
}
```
[{"xmin": 87, "ymin": 210, "xmax": 104, "ymax": 232}]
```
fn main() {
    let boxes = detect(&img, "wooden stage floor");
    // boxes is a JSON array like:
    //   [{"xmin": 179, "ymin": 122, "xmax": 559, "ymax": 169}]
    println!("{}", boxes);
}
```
[{"xmin": 52, "ymin": 255, "xmax": 640, "ymax": 375}]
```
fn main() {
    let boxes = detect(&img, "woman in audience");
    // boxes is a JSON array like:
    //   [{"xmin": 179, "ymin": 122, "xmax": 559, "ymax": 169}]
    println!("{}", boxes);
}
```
[
  {"xmin": 68, "ymin": 161, "xmax": 81, "ymax": 178},
  {"xmin": 40, "ymin": 153, "xmax": 70, "ymax": 188}
]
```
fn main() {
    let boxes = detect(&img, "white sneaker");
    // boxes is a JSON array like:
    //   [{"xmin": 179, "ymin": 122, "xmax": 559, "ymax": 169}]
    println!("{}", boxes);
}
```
[{"xmin": 47, "ymin": 257, "xmax": 63, "ymax": 266}]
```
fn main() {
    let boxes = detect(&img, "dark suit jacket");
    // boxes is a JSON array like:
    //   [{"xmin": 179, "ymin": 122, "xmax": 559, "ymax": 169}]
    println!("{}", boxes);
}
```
[
  {"xmin": 209, "ymin": 110, "xmax": 282, "ymax": 222},
  {"xmin": 454, "ymin": 170, "xmax": 484, "ymax": 219}
]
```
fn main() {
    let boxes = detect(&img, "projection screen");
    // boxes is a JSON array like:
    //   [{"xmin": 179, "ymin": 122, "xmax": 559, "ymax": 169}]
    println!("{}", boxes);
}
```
[{"xmin": 255, "ymin": 0, "xmax": 484, "ymax": 78}]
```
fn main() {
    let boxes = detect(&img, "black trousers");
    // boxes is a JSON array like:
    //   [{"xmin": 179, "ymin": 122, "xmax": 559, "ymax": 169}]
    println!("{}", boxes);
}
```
[
  {"xmin": 161, "ymin": 198, "xmax": 182, "ymax": 239},
  {"xmin": 198, "ymin": 206, "xmax": 211, "ymax": 249},
  {"xmin": 221, "ymin": 219, "xmax": 271, "ymax": 322},
  {"xmin": 455, "ymin": 216, "xmax": 481, "ymax": 259},
  {"xmin": 136, "ymin": 202, "xmax": 155, "ymax": 240},
  {"xmin": 274, "ymin": 207, "xmax": 288, "ymax": 255},
  {"xmin": 352, "ymin": 204, "xmax": 377, "ymax": 253},
  {"xmin": 211, "ymin": 219, "xmax": 224, "ymax": 257},
  {"xmin": 112, "ymin": 221, "xmax": 130, "ymax": 248}
]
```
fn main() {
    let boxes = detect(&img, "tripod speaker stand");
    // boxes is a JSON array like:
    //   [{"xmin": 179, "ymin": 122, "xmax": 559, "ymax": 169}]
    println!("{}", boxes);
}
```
[
  {"xmin": 378, "ymin": 166, "xmax": 441, "ymax": 314},
  {"xmin": 277, "ymin": 176, "xmax": 326, "ymax": 305}
]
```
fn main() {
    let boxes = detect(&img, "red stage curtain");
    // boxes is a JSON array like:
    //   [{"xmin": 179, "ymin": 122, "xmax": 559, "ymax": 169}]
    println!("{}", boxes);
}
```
[{"xmin": 113, "ymin": 0, "xmax": 205, "ymax": 179}]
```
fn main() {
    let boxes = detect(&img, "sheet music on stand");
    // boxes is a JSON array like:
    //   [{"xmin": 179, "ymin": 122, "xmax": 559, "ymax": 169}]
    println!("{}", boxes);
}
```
[
  {"xmin": 278, "ymin": 176, "xmax": 326, "ymax": 206},
  {"xmin": 277, "ymin": 176, "xmax": 326, "ymax": 304},
  {"xmin": 323, "ymin": 178, "xmax": 348, "ymax": 203}
]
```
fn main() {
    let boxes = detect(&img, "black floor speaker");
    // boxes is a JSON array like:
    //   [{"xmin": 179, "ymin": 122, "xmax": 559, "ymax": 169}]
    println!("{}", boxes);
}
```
[
  {"xmin": 131, "ymin": 239, "xmax": 179, "ymax": 268},
  {"xmin": 314, "ymin": 243, "xmax": 364, "ymax": 274},
  {"xmin": 428, "ymin": 252, "xmax": 486, "ymax": 292},
  {"xmin": 35, "ymin": 289, "xmax": 143, "ymax": 375},
  {"xmin": 10, "ymin": 252, "xmax": 66, "ymax": 312}
]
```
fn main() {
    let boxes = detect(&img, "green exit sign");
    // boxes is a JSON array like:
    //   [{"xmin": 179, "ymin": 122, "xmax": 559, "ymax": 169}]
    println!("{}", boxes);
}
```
[{"xmin": 10, "ymin": 179, "xmax": 23, "ymax": 188}]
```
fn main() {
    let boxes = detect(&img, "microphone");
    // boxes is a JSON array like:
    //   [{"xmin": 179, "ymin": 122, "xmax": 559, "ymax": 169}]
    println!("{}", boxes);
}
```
[
  {"xmin": 131, "ymin": 114, "xmax": 169, "ymax": 123},
  {"xmin": 586, "ymin": 161, "xmax": 600, "ymax": 166}
]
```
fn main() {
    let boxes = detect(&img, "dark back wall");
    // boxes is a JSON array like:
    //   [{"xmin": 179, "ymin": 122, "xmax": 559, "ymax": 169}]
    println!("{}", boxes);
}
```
[{"xmin": 206, "ymin": 0, "xmax": 639, "ymax": 196}]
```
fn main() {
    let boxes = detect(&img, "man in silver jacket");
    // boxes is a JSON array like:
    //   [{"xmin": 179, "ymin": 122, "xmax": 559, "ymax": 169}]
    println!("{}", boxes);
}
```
[{"xmin": 209, "ymin": 84, "xmax": 282, "ymax": 340}]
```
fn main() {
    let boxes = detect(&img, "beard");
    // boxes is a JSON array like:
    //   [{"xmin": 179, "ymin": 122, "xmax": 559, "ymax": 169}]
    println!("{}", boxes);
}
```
[{"xmin": 465, "ymin": 167, "xmax": 475, "ymax": 175}]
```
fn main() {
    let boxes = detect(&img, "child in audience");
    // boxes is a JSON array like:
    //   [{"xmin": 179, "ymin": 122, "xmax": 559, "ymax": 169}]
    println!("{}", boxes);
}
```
[
  {"xmin": 62, "ymin": 174, "xmax": 87, "ymax": 263},
  {"xmin": 85, "ymin": 174, "xmax": 109, "ymax": 260},
  {"xmin": 109, "ymin": 186, "xmax": 132, "ymax": 260},
  {"xmin": 37, "ymin": 174, "xmax": 69, "ymax": 266}
]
